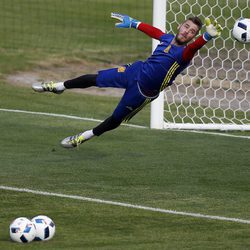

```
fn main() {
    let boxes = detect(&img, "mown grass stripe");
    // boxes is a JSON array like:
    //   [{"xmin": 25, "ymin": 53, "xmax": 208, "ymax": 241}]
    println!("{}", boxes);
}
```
[
  {"xmin": 0, "ymin": 108, "xmax": 249, "ymax": 139},
  {"xmin": 0, "ymin": 108, "xmax": 147, "ymax": 129},
  {"xmin": 1, "ymin": 185, "xmax": 250, "ymax": 225}
]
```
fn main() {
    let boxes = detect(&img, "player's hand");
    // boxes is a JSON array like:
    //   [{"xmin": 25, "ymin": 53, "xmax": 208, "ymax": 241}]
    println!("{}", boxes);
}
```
[
  {"xmin": 204, "ymin": 17, "xmax": 222, "ymax": 40},
  {"xmin": 111, "ymin": 12, "xmax": 141, "ymax": 29}
]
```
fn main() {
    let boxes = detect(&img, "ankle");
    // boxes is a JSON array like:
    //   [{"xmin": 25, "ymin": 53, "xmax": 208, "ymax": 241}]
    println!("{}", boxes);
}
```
[
  {"xmin": 81, "ymin": 130, "xmax": 95, "ymax": 140},
  {"xmin": 57, "ymin": 82, "xmax": 66, "ymax": 91}
]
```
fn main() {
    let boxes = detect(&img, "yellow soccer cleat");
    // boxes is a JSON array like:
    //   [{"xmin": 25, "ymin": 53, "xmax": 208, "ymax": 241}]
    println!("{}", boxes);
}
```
[
  {"xmin": 61, "ymin": 133, "xmax": 88, "ymax": 148},
  {"xmin": 32, "ymin": 81, "xmax": 65, "ymax": 94}
]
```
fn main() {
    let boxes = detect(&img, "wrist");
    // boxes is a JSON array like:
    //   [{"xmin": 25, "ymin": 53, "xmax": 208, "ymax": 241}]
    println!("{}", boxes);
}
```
[
  {"xmin": 131, "ymin": 20, "xmax": 141, "ymax": 29},
  {"xmin": 203, "ymin": 32, "xmax": 212, "ymax": 41}
]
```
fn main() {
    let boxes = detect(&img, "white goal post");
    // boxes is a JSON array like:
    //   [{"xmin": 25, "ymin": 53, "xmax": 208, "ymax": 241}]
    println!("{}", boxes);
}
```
[{"xmin": 150, "ymin": 0, "xmax": 250, "ymax": 131}]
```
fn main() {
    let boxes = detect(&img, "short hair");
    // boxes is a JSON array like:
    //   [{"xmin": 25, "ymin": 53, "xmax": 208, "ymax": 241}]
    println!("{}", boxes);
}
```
[{"xmin": 186, "ymin": 16, "xmax": 203, "ymax": 31}]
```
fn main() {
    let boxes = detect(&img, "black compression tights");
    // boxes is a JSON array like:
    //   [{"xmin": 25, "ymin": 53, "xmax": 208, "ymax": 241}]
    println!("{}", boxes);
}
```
[
  {"xmin": 64, "ymin": 74, "xmax": 122, "ymax": 136},
  {"xmin": 93, "ymin": 115, "xmax": 122, "ymax": 136},
  {"xmin": 64, "ymin": 74, "xmax": 97, "ymax": 89}
]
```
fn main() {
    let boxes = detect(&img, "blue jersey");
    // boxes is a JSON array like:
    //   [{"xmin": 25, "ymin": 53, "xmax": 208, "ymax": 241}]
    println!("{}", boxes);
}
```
[
  {"xmin": 96, "ymin": 35, "xmax": 191, "ymax": 122},
  {"xmin": 137, "ymin": 33, "xmax": 190, "ymax": 97},
  {"xmin": 96, "ymin": 32, "xmax": 206, "ymax": 122}
]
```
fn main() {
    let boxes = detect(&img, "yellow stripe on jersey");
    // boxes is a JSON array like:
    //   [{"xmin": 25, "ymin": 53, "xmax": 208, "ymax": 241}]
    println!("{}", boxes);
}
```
[
  {"xmin": 160, "ymin": 61, "xmax": 180, "ymax": 91},
  {"xmin": 123, "ymin": 98, "xmax": 151, "ymax": 122}
]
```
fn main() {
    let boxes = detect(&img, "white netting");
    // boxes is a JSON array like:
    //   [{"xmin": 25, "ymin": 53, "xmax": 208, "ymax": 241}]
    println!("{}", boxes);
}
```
[{"xmin": 163, "ymin": 0, "xmax": 250, "ymax": 130}]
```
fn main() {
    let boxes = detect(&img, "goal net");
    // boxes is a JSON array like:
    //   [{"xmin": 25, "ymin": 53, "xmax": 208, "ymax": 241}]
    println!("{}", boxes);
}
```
[{"xmin": 151, "ymin": 0, "xmax": 250, "ymax": 131}]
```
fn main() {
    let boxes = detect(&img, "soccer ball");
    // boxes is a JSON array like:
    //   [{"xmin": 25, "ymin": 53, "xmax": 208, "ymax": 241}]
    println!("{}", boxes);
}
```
[
  {"xmin": 9, "ymin": 217, "xmax": 36, "ymax": 243},
  {"xmin": 232, "ymin": 18, "xmax": 250, "ymax": 43},
  {"xmin": 31, "ymin": 215, "xmax": 56, "ymax": 241}
]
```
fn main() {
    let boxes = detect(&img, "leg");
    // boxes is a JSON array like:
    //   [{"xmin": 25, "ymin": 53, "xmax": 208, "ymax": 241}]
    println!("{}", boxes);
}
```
[
  {"xmin": 60, "ymin": 115, "xmax": 121, "ymax": 148},
  {"xmin": 32, "ymin": 64, "xmax": 130, "ymax": 94},
  {"xmin": 32, "ymin": 74, "xmax": 97, "ymax": 93},
  {"xmin": 93, "ymin": 115, "xmax": 122, "ymax": 136},
  {"xmin": 64, "ymin": 74, "xmax": 97, "ymax": 89},
  {"xmin": 60, "ymin": 83, "xmax": 151, "ymax": 148},
  {"xmin": 60, "ymin": 64, "xmax": 148, "ymax": 148}
]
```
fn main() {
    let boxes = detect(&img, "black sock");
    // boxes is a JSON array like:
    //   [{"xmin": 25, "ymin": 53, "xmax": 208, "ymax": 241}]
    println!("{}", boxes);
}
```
[
  {"xmin": 64, "ymin": 74, "xmax": 97, "ymax": 89},
  {"xmin": 93, "ymin": 115, "xmax": 121, "ymax": 136}
]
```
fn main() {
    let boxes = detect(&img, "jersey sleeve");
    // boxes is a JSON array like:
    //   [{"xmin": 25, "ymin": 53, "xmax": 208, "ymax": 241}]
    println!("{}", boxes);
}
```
[
  {"xmin": 137, "ymin": 22, "xmax": 165, "ymax": 40},
  {"xmin": 182, "ymin": 35, "xmax": 208, "ymax": 62}
]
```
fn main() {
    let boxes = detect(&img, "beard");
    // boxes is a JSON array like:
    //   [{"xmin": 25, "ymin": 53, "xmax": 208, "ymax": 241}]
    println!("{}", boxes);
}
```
[{"xmin": 174, "ymin": 34, "xmax": 188, "ymax": 45}]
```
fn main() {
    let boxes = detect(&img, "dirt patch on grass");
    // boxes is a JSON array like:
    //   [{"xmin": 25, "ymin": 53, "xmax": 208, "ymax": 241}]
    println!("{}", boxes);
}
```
[
  {"xmin": 6, "ymin": 58, "xmax": 125, "ymax": 97},
  {"xmin": 5, "ymin": 57, "xmax": 249, "ymax": 111}
]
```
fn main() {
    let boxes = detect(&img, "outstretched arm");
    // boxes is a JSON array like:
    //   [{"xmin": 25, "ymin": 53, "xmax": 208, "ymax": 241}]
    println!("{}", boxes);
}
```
[
  {"xmin": 111, "ymin": 12, "xmax": 165, "ymax": 40},
  {"xmin": 183, "ymin": 17, "xmax": 222, "ymax": 61},
  {"xmin": 137, "ymin": 22, "xmax": 165, "ymax": 40}
]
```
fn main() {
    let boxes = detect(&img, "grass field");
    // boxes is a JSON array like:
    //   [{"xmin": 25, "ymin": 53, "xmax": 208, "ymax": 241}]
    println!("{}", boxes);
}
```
[
  {"xmin": 0, "ymin": 82, "xmax": 250, "ymax": 249},
  {"xmin": 0, "ymin": 1, "xmax": 250, "ymax": 249}
]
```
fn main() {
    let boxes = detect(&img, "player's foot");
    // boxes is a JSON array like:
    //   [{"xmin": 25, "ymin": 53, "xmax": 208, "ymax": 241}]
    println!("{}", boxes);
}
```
[
  {"xmin": 61, "ymin": 133, "xmax": 88, "ymax": 148},
  {"xmin": 32, "ymin": 81, "xmax": 65, "ymax": 94}
]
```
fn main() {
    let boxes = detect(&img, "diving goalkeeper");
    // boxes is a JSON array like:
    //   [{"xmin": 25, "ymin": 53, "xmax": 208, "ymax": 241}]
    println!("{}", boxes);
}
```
[{"xmin": 32, "ymin": 13, "xmax": 222, "ymax": 148}]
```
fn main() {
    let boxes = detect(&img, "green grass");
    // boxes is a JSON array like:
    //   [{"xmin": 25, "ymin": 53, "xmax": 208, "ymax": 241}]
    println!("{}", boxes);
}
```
[
  {"xmin": 0, "ymin": 82, "xmax": 250, "ymax": 249},
  {"xmin": 0, "ymin": 1, "xmax": 249, "ymax": 248},
  {"xmin": 1, "ymin": 0, "xmax": 249, "ymax": 72},
  {"xmin": 0, "ymin": 82, "xmax": 150, "ymax": 126},
  {"xmin": 1, "ymin": 192, "xmax": 249, "ymax": 250},
  {"xmin": 0, "ymin": 0, "xmax": 152, "ymax": 65}
]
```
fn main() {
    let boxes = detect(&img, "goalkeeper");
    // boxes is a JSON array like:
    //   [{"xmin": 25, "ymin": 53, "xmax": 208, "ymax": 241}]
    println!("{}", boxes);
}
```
[{"xmin": 32, "ymin": 13, "xmax": 222, "ymax": 148}]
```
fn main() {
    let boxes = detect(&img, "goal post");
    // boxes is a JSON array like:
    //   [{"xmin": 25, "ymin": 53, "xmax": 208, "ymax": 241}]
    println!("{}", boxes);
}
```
[
  {"xmin": 150, "ymin": 0, "xmax": 166, "ymax": 129},
  {"xmin": 150, "ymin": 0, "xmax": 250, "ymax": 131}
]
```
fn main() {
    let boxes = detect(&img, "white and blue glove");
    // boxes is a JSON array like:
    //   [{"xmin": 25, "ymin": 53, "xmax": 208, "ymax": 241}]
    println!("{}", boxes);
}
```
[
  {"xmin": 111, "ymin": 12, "xmax": 141, "ymax": 29},
  {"xmin": 204, "ymin": 17, "xmax": 223, "ymax": 41}
]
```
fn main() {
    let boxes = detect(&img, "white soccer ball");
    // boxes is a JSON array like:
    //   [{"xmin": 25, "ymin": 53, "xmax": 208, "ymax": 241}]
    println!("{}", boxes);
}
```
[
  {"xmin": 9, "ymin": 217, "xmax": 36, "ymax": 243},
  {"xmin": 31, "ymin": 215, "xmax": 56, "ymax": 241},
  {"xmin": 232, "ymin": 18, "xmax": 250, "ymax": 43}
]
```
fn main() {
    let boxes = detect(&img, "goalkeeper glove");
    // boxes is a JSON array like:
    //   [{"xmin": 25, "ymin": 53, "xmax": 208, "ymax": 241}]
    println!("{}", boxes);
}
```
[
  {"xmin": 111, "ymin": 12, "xmax": 141, "ymax": 29},
  {"xmin": 204, "ymin": 17, "xmax": 223, "ymax": 41}
]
